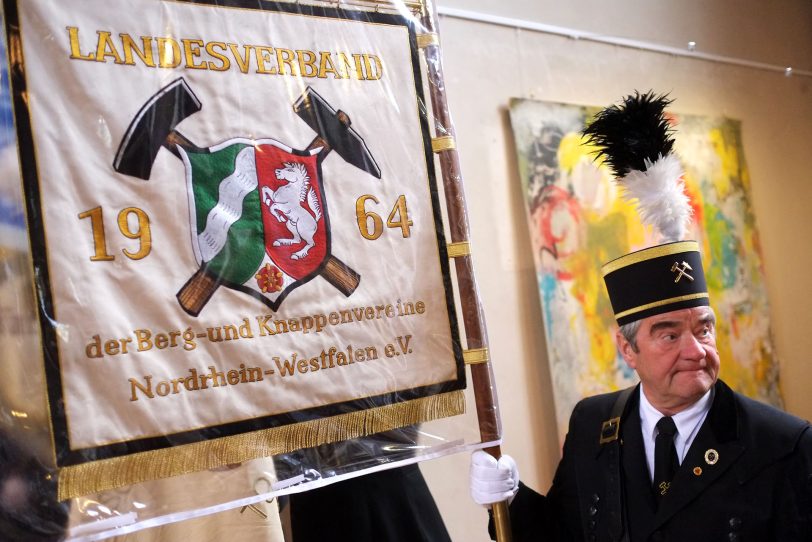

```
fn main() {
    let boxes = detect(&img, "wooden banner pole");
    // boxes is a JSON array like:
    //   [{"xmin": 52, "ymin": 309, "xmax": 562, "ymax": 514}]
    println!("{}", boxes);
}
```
[{"xmin": 419, "ymin": 2, "xmax": 513, "ymax": 541}]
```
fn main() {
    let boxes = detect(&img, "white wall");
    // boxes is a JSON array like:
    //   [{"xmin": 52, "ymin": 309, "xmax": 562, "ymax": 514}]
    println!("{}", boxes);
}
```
[{"xmin": 420, "ymin": 2, "xmax": 812, "ymax": 540}]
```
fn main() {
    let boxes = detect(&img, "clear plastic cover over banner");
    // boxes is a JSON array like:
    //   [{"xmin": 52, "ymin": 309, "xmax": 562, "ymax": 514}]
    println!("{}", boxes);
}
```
[{"xmin": 0, "ymin": 0, "xmax": 501, "ymax": 539}]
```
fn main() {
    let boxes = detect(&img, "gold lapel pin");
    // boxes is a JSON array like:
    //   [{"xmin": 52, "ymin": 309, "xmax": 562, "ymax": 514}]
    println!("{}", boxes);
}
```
[
  {"xmin": 704, "ymin": 449, "xmax": 719, "ymax": 465},
  {"xmin": 693, "ymin": 466, "xmax": 702, "ymax": 476}
]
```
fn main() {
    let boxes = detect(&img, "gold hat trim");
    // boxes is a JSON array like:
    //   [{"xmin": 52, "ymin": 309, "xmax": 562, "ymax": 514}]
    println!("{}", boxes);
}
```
[
  {"xmin": 601, "ymin": 241, "xmax": 700, "ymax": 277},
  {"xmin": 58, "ymin": 390, "xmax": 464, "ymax": 501},
  {"xmin": 614, "ymin": 292, "xmax": 710, "ymax": 320}
]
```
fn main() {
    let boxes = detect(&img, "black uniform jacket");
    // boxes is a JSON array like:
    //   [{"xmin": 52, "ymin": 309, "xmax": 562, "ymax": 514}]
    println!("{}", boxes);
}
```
[
  {"xmin": 497, "ymin": 380, "xmax": 812, "ymax": 541},
  {"xmin": 284, "ymin": 427, "xmax": 451, "ymax": 542},
  {"xmin": 290, "ymin": 464, "xmax": 451, "ymax": 542}
]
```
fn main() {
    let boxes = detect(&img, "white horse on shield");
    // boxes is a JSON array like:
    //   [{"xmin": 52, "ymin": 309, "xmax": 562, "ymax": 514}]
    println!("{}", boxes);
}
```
[{"xmin": 261, "ymin": 161, "xmax": 323, "ymax": 260}]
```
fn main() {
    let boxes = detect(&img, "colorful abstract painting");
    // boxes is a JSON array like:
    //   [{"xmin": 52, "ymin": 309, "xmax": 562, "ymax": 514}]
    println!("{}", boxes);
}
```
[{"xmin": 509, "ymin": 98, "xmax": 782, "ymax": 438}]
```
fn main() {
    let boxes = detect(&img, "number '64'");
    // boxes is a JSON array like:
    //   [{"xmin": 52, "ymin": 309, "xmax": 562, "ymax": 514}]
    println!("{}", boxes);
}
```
[{"xmin": 355, "ymin": 195, "xmax": 412, "ymax": 240}]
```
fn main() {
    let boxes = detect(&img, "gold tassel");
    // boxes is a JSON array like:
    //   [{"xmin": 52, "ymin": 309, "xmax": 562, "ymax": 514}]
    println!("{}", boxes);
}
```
[{"xmin": 58, "ymin": 390, "xmax": 464, "ymax": 500}]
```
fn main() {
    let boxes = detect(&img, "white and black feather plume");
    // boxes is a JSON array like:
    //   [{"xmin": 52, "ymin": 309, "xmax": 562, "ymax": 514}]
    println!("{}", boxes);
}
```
[
  {"xmin": 583, "ymin": 91, "xmax": 691, "ymax": 242},
  {"xmin": 583, "ymin": 91, "xmax": 675, "ymax": 177}
]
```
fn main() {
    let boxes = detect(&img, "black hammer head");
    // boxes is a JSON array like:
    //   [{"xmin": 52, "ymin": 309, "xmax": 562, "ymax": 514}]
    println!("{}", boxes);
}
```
[
  {"xmin": 114, "ymin": 78, "xmax": 201, "ymax": 180},
  {"xmin": 294, "ymin": 87, "xmax": 381, "ymax": 179}
]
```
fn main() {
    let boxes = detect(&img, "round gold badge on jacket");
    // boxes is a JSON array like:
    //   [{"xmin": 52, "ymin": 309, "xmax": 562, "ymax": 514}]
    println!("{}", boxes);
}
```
[{"xmin": 704, "ymin": 449, "xmax": 719, "ymax": 465}]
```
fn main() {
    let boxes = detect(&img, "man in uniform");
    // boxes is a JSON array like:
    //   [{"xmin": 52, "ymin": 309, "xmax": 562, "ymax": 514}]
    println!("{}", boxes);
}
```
[{"xmin": 469, "ymin": 93, "xmax": 812, "ymax": 541}]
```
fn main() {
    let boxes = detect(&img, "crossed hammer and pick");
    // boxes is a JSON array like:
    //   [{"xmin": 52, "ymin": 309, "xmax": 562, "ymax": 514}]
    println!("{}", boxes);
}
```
[
  {"xmin": 671, "ymin": 261, "xmax": 694, "ymax": 283},
  {"xmin": 113, "ymin": 78, "xmax": 381, "ymax": 316}
]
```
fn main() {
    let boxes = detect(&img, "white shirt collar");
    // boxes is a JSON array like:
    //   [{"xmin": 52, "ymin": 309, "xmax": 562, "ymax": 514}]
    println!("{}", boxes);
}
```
[{"xmin": 638, "ymin": 384, "xmax": 714, "ymax": 479}]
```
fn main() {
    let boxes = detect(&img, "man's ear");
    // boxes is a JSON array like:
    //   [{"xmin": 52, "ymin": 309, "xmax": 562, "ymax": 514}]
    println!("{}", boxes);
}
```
[{"xmin": 615, "ymin": 329, "xmax": 637, "ymax": 369}]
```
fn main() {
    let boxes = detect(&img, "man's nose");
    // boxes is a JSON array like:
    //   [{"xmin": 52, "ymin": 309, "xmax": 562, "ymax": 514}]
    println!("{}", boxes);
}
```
[{"xmin": 681, "ymin": 333, "xmax": 706, "ymax": 360}]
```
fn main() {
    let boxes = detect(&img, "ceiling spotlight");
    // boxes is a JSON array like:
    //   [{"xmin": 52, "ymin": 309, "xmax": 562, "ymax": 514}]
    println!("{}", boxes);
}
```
[
  {"xmin": 687, "ymin": 41, "xmax": 696, "ymax": 51},
  {"xmin": 785, "ymin": 67, "xmax": 793, "ymax": 77}
]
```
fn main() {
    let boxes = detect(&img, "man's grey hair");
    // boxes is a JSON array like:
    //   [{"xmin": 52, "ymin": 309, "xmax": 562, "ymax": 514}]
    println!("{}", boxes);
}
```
[
  {"xmin": 618, "ymin": 307, "xmax": 716, "ymax": 353},
  {"xmin": 618, "ymin": 319, "xmax": 643, "ymax": 353}
]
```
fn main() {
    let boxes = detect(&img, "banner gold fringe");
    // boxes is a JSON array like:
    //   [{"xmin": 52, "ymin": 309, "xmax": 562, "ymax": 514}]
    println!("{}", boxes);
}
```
[{"xmin": 58, "ymin": 390, "xmax": 465, "ymax": 501}]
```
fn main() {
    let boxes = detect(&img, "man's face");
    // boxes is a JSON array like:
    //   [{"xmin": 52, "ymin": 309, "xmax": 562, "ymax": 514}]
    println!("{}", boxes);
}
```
[{"xmin": 617, "ymin": 306, "xmax": 720, "ymax": 415}]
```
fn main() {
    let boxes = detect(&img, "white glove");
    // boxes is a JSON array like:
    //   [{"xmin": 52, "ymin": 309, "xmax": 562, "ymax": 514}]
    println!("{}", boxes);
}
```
[{"xmin": 469, "ymin": 450, "xmax": 519, "ymax": 507}]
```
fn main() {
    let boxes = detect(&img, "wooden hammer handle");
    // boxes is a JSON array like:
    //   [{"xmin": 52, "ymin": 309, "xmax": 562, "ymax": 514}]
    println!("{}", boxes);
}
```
[
  {"xmin": 177, "ymin": 267, "xmax": 219, "ymax": 317},
  {"xmin": 177, "ymin": 255, "xmax": 359, "ymax": 317},
  {"xmin": 320, "ymin": 255, "xmax": 360, "ymax": 296}
]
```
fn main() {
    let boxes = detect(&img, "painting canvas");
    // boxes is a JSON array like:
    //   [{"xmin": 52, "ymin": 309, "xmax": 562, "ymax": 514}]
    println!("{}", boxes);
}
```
[{"xmin": 509, "ymin": 98, "xmax": 782, "ymax": 438}]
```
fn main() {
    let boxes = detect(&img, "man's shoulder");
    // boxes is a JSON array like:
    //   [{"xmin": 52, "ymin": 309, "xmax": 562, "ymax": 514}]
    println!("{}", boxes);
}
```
[
  {"xmin": 577, "ymin": 386, "xmax": 636, "ymax": 408},
  {"xmin": 570, "ymin": 386, "xmax": 637, "ymax": 424},
  {"xmin": 561, "ymin": 387, "xmax": 638, "ymax": 451},
  {"xmin": 722, "ymin": 382, "xmax": 811, "ymax": 460},
  {"xmin": 732, "ymin": 386, "xmax": 809, "ymax": 439}
]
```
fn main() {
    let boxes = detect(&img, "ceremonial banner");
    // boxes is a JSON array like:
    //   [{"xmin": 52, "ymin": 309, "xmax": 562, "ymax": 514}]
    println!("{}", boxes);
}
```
[
  {"xmin": 509, "ymin": 98, "xmax": 782, "ymax": 439},
  {"xmin": 5, "ymin": 0, "xmax": 467, "ymax": 500}
]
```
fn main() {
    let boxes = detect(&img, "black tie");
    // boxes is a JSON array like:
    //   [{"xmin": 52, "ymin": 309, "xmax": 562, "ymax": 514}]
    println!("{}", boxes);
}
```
[{"xmin": 653, "ymin": 416, "xmax": 679, "ymax": 502}]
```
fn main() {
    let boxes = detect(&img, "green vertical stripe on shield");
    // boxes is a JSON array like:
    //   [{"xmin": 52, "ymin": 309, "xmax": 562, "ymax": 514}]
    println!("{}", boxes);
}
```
[{"xmin": 187, "ymin": 143, "xmax": 265, "ymax": 285}]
